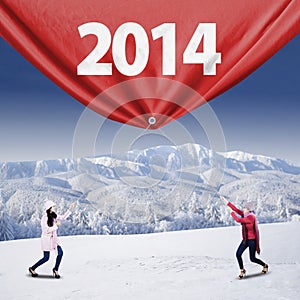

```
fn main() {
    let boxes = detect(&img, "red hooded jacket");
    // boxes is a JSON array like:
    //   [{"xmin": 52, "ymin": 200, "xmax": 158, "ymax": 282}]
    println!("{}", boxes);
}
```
[{"xmin": 228, "ymin": 202, "xmax": 260, "ymax": 254}]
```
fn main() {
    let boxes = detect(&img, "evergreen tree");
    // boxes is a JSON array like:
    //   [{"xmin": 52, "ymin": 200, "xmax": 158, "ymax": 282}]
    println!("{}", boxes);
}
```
[
  {"xmin": 72, "ymin": 207, "xmax": 91, "ymax": 234},
  {"xmin": 204, "ymin": 196, "xmax": 222, "ymax": 227},
  {"xmin": 276, "ymin": 196, "xmax": 287, "ymax": 221},
  {"xmin": 256, "ymin": 198, "xmax": 263, "ymax": 215},
  {"xmin": 17, "ymin": 203, "xmax": 26, "ymax": 223},
  {"xmin": 188, "ymin": 192, "xmax": 203, "ymax": 215},
  {"xmin": 145, "ymin": 201, "xmax": 156, "ymax": 225},
  {"xmin": 123, "ymin": 199, "xmax": 131, "ymax": 222},
  {"xmin": 0, "ymin": 202, "xmax": 15, "ymax": 241}
]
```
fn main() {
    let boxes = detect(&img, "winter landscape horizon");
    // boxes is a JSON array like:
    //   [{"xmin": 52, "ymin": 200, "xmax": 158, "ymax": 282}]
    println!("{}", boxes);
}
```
[
  {"xmin": 1, "ymin": 142, "xmax": 300, "ymax": 300},
  {"xmin": 1, "ymin": 142, "xmax": 300, "ymax": 241}
]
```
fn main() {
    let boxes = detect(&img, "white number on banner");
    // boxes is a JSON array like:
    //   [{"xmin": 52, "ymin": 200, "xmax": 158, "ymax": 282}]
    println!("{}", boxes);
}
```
[
  {"xmin": 77, "ymin": 22, "xmax": 112, "ymax": 75},
  {"xmin": 151, "ymin": 23, "xmax": 176, "ymax": 75},
  {"xmin": 113, "ymin": 22, "xmax": 149, "ymax": 76},
  {"xmin": 183, "ymin": 23, "xmax": 221, "ymax": 75},
  {"xmin": 77, "ymin": 22, "xmax": 221, "ymax": 76}
]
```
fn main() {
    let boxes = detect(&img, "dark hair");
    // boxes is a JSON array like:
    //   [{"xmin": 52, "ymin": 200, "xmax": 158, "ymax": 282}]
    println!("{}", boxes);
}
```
[{"xmin": 46, "ymin": 208, "xmax": 57, "ymax": 227}]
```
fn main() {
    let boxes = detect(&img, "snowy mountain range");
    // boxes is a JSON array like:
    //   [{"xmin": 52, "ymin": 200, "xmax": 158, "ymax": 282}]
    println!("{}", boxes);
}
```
[{"xmin": 1, "ymin": 143, "xmax": 300, "ymax": 240}]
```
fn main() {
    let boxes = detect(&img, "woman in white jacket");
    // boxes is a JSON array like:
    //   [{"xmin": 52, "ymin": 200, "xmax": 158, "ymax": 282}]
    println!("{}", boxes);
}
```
[{"xmin": 29, "ymin": 200, "xmax": 75, "ymax": 278}]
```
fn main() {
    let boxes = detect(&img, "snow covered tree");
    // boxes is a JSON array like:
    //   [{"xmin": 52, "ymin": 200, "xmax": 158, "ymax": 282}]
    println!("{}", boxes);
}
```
[
  {"xmin": 256, "ymin": 198, "xmax": 263, "ymax": 215},
  {"xmin": 145, "ymin": 201, "xmax": 156, "ymax": 225},
  {"xmin": 155, "ymin": 219, "xmax": 170, "ymax": 232},
  {"xmin": 204, "ymin": 196, "xmax": 222, "ymax": 227},
  {"xmin": 123, "ymin": 199, "xmax": 131, "ymax": 222},
  {"xmin": 0, "ymin": 202, "xmax": 15, "ymax": 241},
  {"xmin": 102, "ymin": 225, "xmax": 111, "ymax": 235},
  {"xmin": 276, "ymin": 196, "xmax": 288, "ymax": 221},
  {"xmin": 72, "ymin": 208, "xmax": 92, "ymax": 234},
  {"xmin": 16, "ymin": 203, "xmax": 26, "ymax": 224},
  {"xmin": 188, "ymin": 192, "xmax": 203, "ymax": 216}
]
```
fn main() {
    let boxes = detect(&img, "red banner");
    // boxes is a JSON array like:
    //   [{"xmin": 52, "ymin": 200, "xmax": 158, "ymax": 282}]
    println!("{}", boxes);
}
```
[{"xmin": 1, "ymin": 0, "xmax": 299, "ymax": 128}]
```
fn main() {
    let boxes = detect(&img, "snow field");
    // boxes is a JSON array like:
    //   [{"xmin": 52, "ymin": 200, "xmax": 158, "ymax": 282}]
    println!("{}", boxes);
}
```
[{"xmin": 1, "ymin": 222, "xmax": 299, "ymax": 300}]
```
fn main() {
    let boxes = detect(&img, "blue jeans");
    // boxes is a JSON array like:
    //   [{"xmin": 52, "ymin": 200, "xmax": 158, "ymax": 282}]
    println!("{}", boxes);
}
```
[
  {"xmin": 31, "ymin": 245, "xmax": 63, "ymax": 271},
  {"xmin": 236, "ymin": 240, "xmax": 265, "ymax": 269}
]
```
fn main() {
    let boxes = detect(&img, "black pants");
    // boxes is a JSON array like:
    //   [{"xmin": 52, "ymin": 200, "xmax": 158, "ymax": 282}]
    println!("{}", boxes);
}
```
[
  {"xmin": 31, "ymin": 245, "xmax": 63, "ymax": 271},
  {"xmin": 236, "ymin": 239, "xmax": 265, "ymax": 269}
]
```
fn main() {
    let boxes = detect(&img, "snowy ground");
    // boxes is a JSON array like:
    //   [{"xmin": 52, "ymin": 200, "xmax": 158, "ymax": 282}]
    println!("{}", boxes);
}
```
[{"xmin": 1, "ymin": 222, "xmax": 299, "ymax": 300}]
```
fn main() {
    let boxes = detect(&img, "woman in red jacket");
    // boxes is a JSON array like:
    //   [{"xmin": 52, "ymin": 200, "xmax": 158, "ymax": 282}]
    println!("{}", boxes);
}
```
[{"xmin": 220, "ymin": 196, "xmax": 268, "ymax": 278}]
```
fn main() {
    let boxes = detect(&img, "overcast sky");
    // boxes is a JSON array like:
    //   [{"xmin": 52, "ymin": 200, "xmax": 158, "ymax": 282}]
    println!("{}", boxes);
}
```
[{"xmin": 0, "ymin": 34, "xmax": 299, "ymax": 164}]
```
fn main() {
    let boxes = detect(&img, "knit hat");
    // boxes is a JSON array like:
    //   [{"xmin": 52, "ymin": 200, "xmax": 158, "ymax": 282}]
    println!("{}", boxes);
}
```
[
  {"xmin": 44, "ymin": 200, "xmax": 56, "ymax": 211},
  {"xmin": 244, "ymin": 201, "xmax": 255, "ymax": 212}
]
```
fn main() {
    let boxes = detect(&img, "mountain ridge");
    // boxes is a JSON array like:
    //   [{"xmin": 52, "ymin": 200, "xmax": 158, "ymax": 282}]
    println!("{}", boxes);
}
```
[
  {"xmin": 0, "ymin": 143, "xmax": 299, "ymax": 240},
  {"xmin": 1, "ymin": 143, "xmax": 300, "ymax": 181}
]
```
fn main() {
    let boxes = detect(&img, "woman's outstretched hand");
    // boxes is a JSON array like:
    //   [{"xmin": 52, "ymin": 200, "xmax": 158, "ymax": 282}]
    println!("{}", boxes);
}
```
[
  {"xmin": 220, "ymin": 196, "xmax": 234, "ymax": 214},
  {"xmin": 220, "ymin": 195, "xmax": 229, "ymax": 205}
]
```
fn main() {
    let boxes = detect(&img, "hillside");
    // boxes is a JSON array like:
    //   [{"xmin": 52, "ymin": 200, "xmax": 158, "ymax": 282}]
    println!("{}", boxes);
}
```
[{"xmin": 1, "ymin": 222, "xmax": 299, "ymax": 300}]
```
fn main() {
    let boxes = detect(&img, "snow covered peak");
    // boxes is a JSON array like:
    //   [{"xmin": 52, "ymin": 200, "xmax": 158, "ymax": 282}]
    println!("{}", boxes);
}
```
[
  {"xmin": 0, "ymin": 159, "xmax": 74, "ymax": 180},
  {"xmin": 1, "ymin": 143, "xmax": 300, "ymax": 181},
  {"xmin": 220, "ymin": 149, "xmax": 300, "ymax": 174}
]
